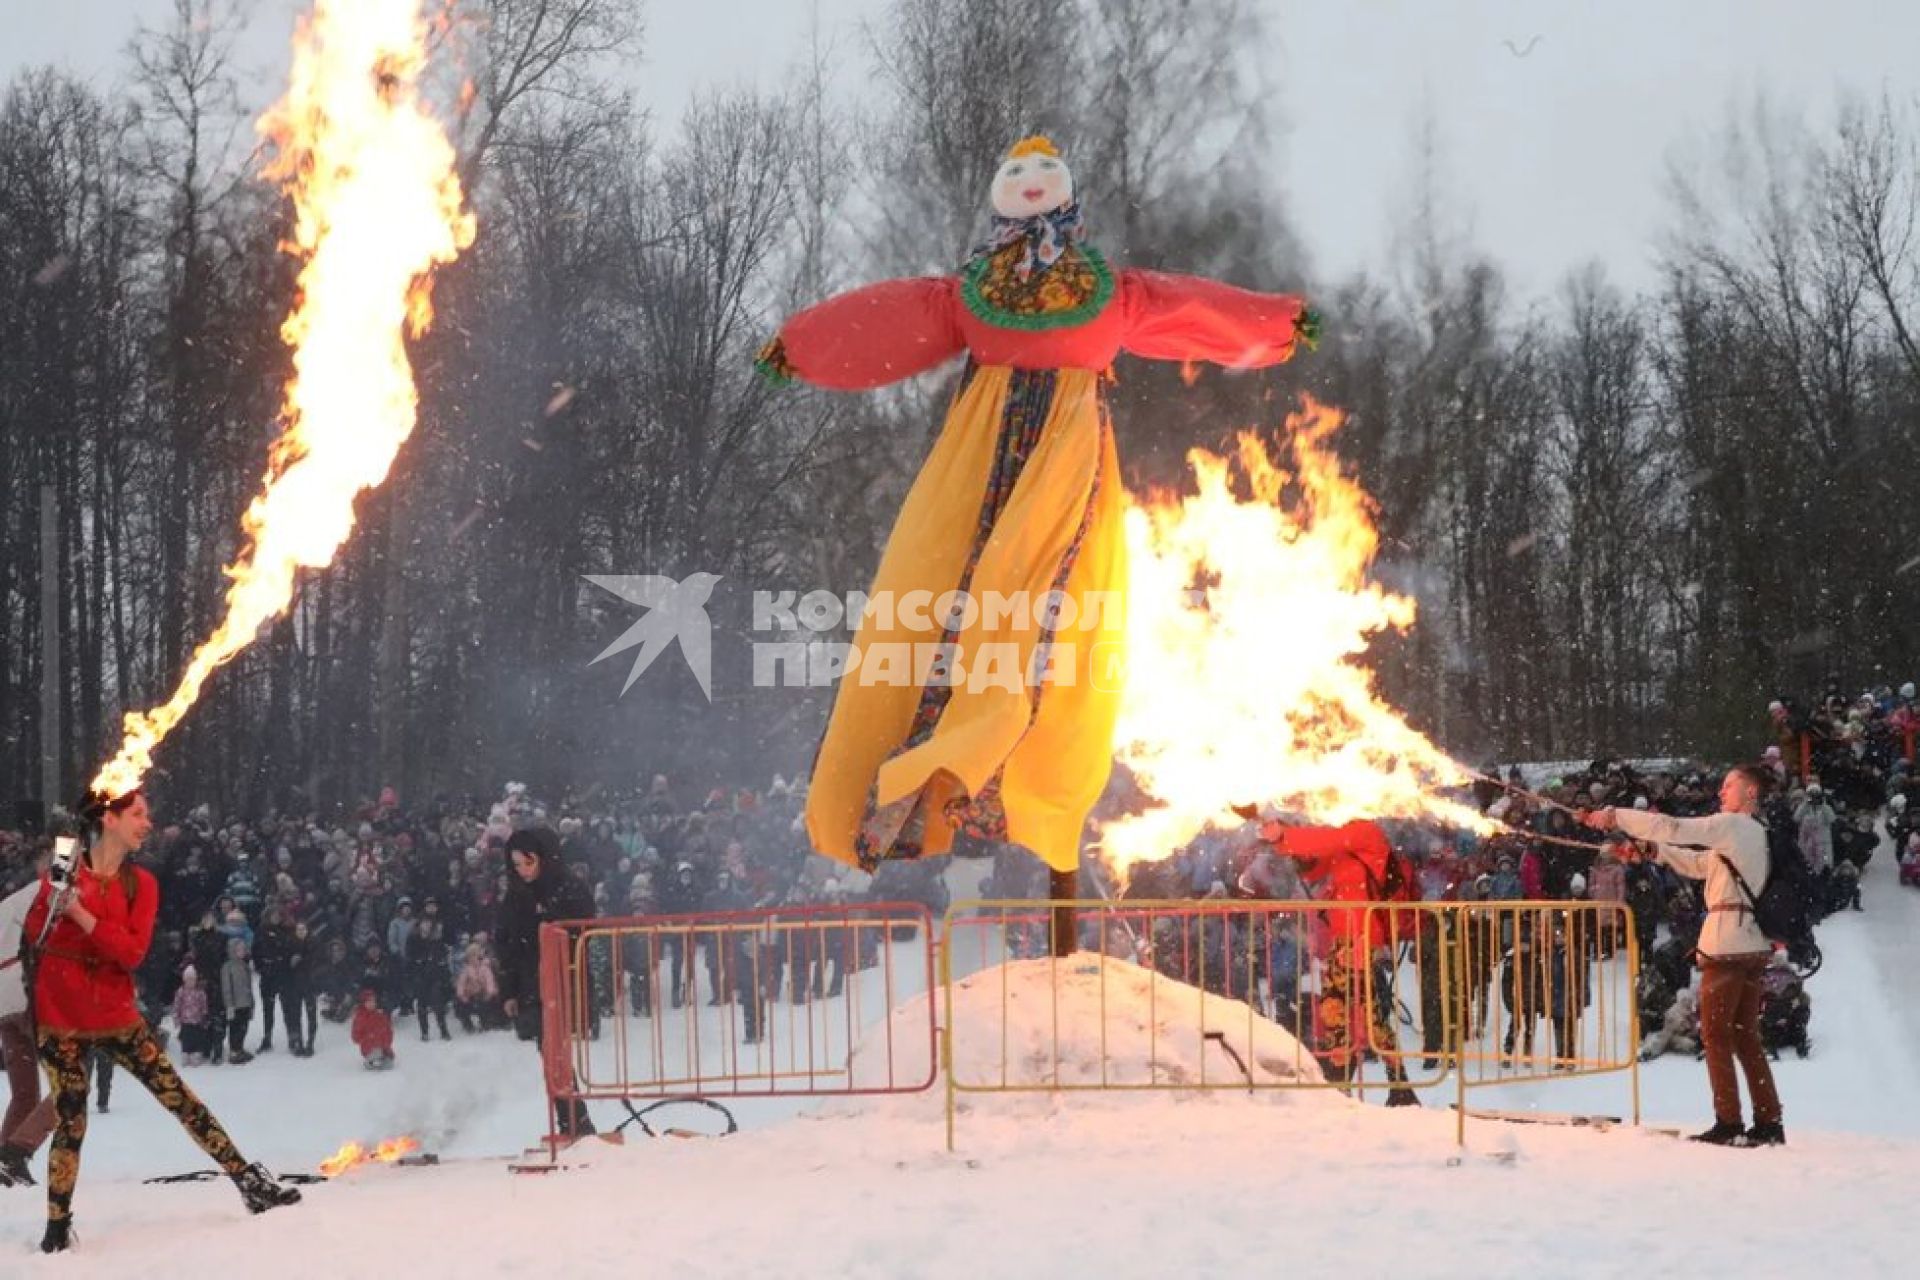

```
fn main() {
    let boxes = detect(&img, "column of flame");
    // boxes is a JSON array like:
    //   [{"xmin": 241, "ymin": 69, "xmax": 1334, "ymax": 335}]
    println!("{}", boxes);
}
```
[
  {"xmin": 90, "ymin": 0, "xmax": 474, "ymax": 801},
  {"xmin": 1100, "ymin": 398, "xmax": 1493, "ymax": 880}
]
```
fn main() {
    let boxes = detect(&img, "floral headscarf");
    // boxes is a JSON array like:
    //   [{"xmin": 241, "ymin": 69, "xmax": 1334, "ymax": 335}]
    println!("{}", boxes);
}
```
[{"xmin": 968, "ymin": 200, "xmax": 1086, "ymax": 281}]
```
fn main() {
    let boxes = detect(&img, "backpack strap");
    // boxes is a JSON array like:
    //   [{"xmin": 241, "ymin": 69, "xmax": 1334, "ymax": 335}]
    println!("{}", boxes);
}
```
[{"xmin": 1715, "ymin": 854, "xmax": 1761, "ymax": 916}]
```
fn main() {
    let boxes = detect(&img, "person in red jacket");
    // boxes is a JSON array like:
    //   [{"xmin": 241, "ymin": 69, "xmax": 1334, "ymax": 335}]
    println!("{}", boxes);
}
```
[
  {"xmin": 350, "ymin": 988, "xmax": 396, "ymax": 1068},
  {"xmin": 23, "ymin": 790, "xmax": 300, "ymax": 1253},
  {"xmin": 1257, "ymin": 816, "xmax": 1420, "ymax": 1106}
]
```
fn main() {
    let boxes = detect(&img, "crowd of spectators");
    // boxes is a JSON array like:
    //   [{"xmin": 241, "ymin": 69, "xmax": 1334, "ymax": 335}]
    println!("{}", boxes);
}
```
[
  {"xmin": 2, "ymin": 677, "xmax": 1914, "ymax": 1081},
  {"xmin": 0, "ymin": 773, "xmax": 952, "ymax": 1072}
]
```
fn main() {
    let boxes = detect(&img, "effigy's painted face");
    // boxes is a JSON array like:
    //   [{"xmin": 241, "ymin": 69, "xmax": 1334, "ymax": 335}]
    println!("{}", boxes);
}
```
[{"xmin": 991, "ymin": 152, "xmax": 1074, "ymax": 219}]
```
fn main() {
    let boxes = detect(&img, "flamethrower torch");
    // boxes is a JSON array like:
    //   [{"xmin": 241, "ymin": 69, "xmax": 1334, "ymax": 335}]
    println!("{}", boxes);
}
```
[
  {"xmin": 32, "ymin": 834, "xmax": 82, "ymax": 951},
  {"xmin": 1228, "ymin": 783, "xmax": 1611, "ymax": 857}
]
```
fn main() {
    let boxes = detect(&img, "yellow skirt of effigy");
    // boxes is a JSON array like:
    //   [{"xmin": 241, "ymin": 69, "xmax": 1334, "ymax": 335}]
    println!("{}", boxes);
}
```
[{"xmin": 804, "ymin": 363, "xmax": 1126, "ymax": 875}]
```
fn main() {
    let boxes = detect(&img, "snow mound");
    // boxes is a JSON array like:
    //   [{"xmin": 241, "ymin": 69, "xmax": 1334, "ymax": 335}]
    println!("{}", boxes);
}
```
[{"xmin": 846, "ymin": 954, "xmax": 1328, "ymax": 1102}]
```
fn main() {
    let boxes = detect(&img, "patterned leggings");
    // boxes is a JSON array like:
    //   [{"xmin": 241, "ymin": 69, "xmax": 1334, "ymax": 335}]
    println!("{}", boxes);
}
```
[
  {"xmin": 1316, "ymin": 936, "xmax": 1408, "ymax": 1084},
  {"xmin": 38, "ymin": 1024, "xmax": 248, "ymax": 1223}
]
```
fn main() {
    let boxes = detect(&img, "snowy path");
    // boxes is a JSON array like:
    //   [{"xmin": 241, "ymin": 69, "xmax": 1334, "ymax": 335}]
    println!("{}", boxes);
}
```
[{"xmin": 1852, "ymin": 828, "xmax": 1920, "ymax": 1062}]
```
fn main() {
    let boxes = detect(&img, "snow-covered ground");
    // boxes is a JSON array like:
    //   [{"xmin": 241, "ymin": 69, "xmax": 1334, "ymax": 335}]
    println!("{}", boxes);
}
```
[{"xmin": 3, "ymin": 848, "xmax": 1917, "ymax": 1276}]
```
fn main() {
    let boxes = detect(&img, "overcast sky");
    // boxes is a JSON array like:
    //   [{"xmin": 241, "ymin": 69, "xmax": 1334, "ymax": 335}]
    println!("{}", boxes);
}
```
[{"xmin": 7, "ymin": 1, "xmax": 1916, "ymax": 297}]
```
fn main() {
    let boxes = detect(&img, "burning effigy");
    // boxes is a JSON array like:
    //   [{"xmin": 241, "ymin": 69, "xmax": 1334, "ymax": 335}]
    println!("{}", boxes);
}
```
[{"xmin": 758, "ymin": 133, "xmax": 1317, "ymax": 879}]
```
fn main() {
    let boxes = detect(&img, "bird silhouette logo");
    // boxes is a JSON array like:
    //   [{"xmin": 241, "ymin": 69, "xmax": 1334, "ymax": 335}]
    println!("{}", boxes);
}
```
[{"xmin": 585, "ymin": 573, "xmax": 722, "ymax": 700}]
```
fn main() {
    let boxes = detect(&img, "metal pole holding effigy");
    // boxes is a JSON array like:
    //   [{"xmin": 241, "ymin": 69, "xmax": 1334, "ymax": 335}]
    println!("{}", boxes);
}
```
[{"xmin": 1050, "ymin": 865, "xmax": 1077, "ymax": 957}]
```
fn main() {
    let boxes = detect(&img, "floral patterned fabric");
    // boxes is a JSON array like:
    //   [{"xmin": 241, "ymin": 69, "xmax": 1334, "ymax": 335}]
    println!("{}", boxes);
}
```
[
  {"xmin": 967, "ymin": 201, "xmax": 1086, "ymax": 282},
  {"xmin": 963, "ymin": 242, "xmax": 1113, "ymax": 330},
  {"xmin": 753, "ymin": 335, "xmax": 798, "ymax": 385},
  {"xmin": 38, "ymin": 1024, "xmax": 248, "ymax": 1224}
]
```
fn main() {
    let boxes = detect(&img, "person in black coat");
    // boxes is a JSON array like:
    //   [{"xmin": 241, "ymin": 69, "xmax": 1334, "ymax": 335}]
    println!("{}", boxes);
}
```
[
  {"xmin": 186, "ymin": 911, "xmax": 231, "ymax": 1064},
  {"xmin": 655, "ymin": 861, "xmax": 704, "ymax": 1007},
  {"xmin": 252, "ymin": 909, "xmax": 296, "ymax": 1053},
  {"xmin": 280, "ymin": 921, "xmax": 316, "ymax": 1055},
  {"xmin": 357, "ymin": 941, "xmax": 403, "ymax": 1011},
  {"xmin": 407, "ymin": 901, "xmax": 454, "ymax": 1041},
  {"xmin": 312, "ymin": 937, "xmax": 357, "ymax": 1024},
  {"xmin": 496, "ymin": 827, "xmax": 597, "ymax": 1137}
]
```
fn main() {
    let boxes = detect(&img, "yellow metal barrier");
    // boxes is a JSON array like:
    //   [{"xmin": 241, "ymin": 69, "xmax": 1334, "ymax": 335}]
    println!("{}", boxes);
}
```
[
  {"xmin": 1437, "ymin": 899, "xmax": 1642, "ymax": 1143},
  {"xmin": 548, "ymin": 903, "xmax": 937, "ymax": 1105},
  {"xmin": 940, "ymin": 897, "xmax": 1640, "ymax": 1149}
]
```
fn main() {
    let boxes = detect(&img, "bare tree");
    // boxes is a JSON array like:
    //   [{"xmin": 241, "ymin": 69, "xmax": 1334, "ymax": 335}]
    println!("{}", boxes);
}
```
[
  {"xmin": 1547, "ymin": 266, "xmax": 1668, "ymax": 749},
  {"xmin": 867, "ymin": 0, "xmax": 1083, "ymax": 267},
  {"xmin": 127, "ymin": 0, "xmax": 249, "ymax": 701},
  {"xmin": 454, "ymin": 0, "xmax": 642, "ymax": 185},
  {"xmin": 1079, "ymin": 0, "xmax": 1274, "ymax": 262},
  {"xmin": 1823, "ymin": 93, "xmax": 1920, "ymax": 385}
]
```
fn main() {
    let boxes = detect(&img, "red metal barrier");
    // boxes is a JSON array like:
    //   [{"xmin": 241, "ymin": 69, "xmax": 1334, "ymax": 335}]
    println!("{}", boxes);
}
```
[{"xmin": 536, "ymin": 901, "xmax": 937, "ymax": 1154}]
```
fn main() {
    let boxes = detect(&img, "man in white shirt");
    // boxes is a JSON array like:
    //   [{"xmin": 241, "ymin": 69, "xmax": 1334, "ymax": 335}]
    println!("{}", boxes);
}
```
[{"xmin": 1586, "ymin": 764, "xmax": 1784, "ymax": 1147}]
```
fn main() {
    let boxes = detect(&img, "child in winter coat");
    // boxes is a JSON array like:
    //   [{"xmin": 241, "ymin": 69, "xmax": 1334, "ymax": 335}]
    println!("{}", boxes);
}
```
[
  {"xmin": 1899, "ymin": 833, "xmax": 1920, "ymax": 889},
  {"xmin": 217, "ymin": 908, "xmax": 256, "ymax": 954},
  {"xmin": 1759, "ymin": 953, "xmax": 1812, "ymax": 1059},
  {"xmin": 173, "ymin": 966, "xmax": 213, "ymax": 1065},
  {"xmin": 351, "ymin": 988, "xmax": 395, "ymax": 1068},
  {"xmin": 453, "ymin": 941, "xmax": 499, "ymax": 1032},
  {"xmin": 313, "ymin": 936, "xmax": 356, "ymax": 1023},
  {"xmin": 1834, "ymin": 860, "xmax": 1863, "ymax": 912},
  {"xmin": 1638, "ymin": 986, "xmax": 1701, "ymax": 1060},
  {"xmin": 1587, "ymin": 849, "xmax": 1628, "ymax": 956},
  {"xmin": 221, "ymin": 938, "xmax": 258, "ymax": 1065},
  {"xmin": 1488, "ymin": 856, "xmax": 1524, "ymax": 902}
]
